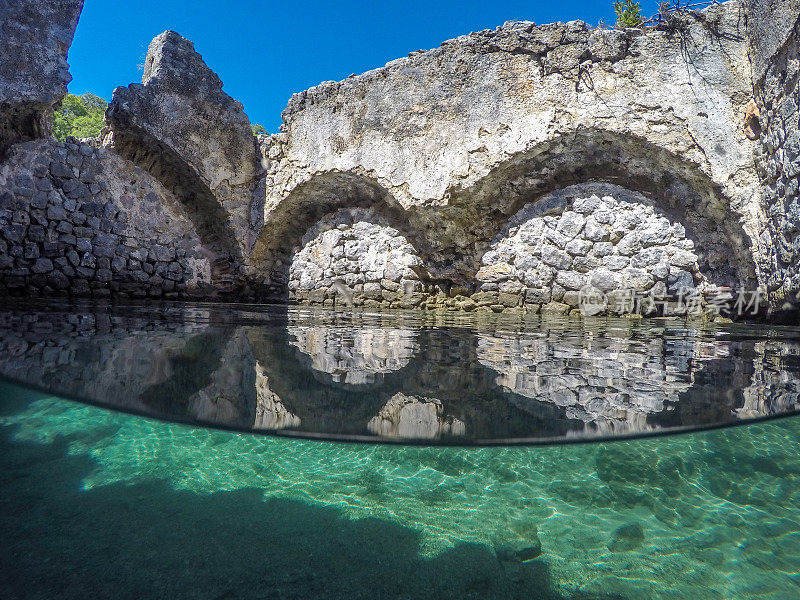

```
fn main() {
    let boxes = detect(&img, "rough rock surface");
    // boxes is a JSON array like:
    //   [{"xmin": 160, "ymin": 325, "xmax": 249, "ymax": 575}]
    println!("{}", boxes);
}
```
[
  {"xmin": 748, "ymin": 3, "xmax": 800, "ymax": 314},
  {"xmin": 0, "ymin": 139, "xmax": 211, "ymax": 298},
  {"xmin": 0, "ymin": 0, "xmax": 84, "ymax": 154},
  {"xmin": 2, "ymin": 0, "xmax": 800, "ymax": 319},
  {"xmin": 746, "ymin": 0, "xmax": 800, "ymax": 82},
  {"xmin": 253, "ymin": 1, "xmax": 765, "ymax": 313},
  {"xmin": 288, "ymin": 207, "xmax": 424, "ymax": 308},
  {"xmin": 106, "ymin": 30, "xmax": 262, "ymax": 283},
  {"xmin": 475, "ymin": 184, "xmax": 713, "ymax": 314}
]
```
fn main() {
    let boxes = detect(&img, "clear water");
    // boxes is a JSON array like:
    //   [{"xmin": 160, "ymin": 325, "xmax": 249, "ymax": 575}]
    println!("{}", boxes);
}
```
[
  {"xmin": 2, "ymin": 381, "xmax": 800, "ymax": 599},
  {"xmin": 2, "ymin": 300, "xmax": 800, "ymax": 599}
]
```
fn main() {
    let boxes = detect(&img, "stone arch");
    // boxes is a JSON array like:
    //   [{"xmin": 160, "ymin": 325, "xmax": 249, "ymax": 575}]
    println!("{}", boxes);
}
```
[
  {"xmin": 106, "ymin": 123, "xmax": 245, "ymax": 292},
  {"xmin": 432, "ymin": 128, "xmax": 758, "ymax": 291},
  {"xmin": 250, "ymin": 171, "xmax": 432, "ymax": 302}
]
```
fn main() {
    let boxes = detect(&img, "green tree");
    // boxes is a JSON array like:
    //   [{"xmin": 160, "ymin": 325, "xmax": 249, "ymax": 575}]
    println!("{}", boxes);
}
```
[
  {"xmin": 251, "ymin": 123, "xmax": 267, "ymax": 136},
  {"xmin": 52, "ymin": 93, "xmax": 108, "ymax": 141},
  {"xmin": 614, "ymin": 0, "xmax": 645, "ymax": 28}
]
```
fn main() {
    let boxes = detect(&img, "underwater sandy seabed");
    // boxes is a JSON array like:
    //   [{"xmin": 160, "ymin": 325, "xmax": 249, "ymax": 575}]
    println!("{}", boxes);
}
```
[{"xmin": 1, "ymin": 381, "xmax": 799, "ymax": 600}]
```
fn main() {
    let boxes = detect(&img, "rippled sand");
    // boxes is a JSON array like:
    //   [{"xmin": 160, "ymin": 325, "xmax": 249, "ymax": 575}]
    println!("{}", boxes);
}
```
[{"xmin": 2, "ymin": 382, "xmax": 799, "ymax": 599}]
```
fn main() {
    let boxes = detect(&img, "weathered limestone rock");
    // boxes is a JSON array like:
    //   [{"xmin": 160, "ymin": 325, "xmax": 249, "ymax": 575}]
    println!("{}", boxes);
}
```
[
  {"xmin": 0, "ymin": 0, "xmax": 84, "ymax": 155},
  {"xmin": 475, "ymin": 184, "xmax": 719, "ymax": 315},
  {"xmin": 1, "ymin": 0, "xmax": 799, "ymax": 318},
  {"xmin": 106, "ymin": 30, "xmax": 262, "ymax": 278},
  {"xmin": 288, "ymin": 207, "xmax": 425, "ymax": 308},
  {"xmin": 254, "ymin": 1, "xmax": 764, "ymax": 310},
  {"xmin": 746, "ymin": 0, "xmax": 800, "ymax": 83}
]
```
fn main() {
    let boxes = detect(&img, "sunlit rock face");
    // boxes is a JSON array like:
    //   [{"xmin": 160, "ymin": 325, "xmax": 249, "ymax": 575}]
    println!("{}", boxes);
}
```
[
  {"xmin": 253, "ymin": 361, "xmax": 300, "ymax": 430},
  {"xmin": 253, "ymin": 2, "xmax": 770, "ymax": 310},
  {"xmin": 476, "ymin": 184, "xmax": 732, "ymax": 315},
  {"xmin": 367, "ymin": 393, "xmax": 465, "ymax": 439},
  {"xmin": 288, "ymin": 208, "xmax": 424, "ymax": 308},
  {"xmin": 475, "ymin": 329, "xmax": 733, "ymax": 434},
  {"xmin": 106, "ymin": 30, "xmax": 261, "ymax": 262},
  {"xmin": 287, "ymin": 324, "xmax": 419, "ymax": 386}
]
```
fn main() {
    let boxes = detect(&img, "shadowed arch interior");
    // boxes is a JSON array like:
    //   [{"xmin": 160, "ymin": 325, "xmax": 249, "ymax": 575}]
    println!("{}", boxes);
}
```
[
  {"xmin": 250, "ymin": 171, "xmax": 434, "ymax": 301},
  {"xmin": 409, "ymin": 128, "xmax": 759, "ymax": 289}
]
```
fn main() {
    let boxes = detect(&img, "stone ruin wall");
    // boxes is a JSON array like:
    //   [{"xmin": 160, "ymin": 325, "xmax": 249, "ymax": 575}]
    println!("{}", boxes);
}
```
[
  {"xmin": 0, "ymin": 139, "xmax": 212, "ymax": 299},
  {"xmin": 253, "ymin": 1, "xmax": 775, "ymax": 318},
  {"xmin": 1, "ymin": 0, "xmax": 800, "ymax": 320},
  {"xmin": 749, "ymin": 0, "xmax": 800, "ymax": 313}
]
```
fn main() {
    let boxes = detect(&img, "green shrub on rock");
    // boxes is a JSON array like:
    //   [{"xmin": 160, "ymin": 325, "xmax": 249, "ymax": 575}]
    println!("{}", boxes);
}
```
[
  {"xmin": 614, "ymin": 0, "xmax": 645, "ymax": 28},
  {"xmin": 52, "ymin": 93, "xmax": 107, "ymax": 141}
]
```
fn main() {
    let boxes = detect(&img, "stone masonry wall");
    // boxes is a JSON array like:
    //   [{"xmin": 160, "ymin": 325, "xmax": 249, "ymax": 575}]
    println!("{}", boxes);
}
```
[
  {"xmin": 475, "ymin": 184, "xmax": 709, "ymax": 315},
  {"xmin": 2, "ymin": 0, "xmax": 800, "ymax": 319},
  {"xmin": 0, "ymin": 139, "xmax": 211, "ymax": 298},
  {"xmin": 253, "ymin": 1, "xmax": 765, "ymax": 308},
  {"xmin": 288, "ymin": 208, "xmax": 426, "ymax": 308},
  {"xmin": 753, "ymin": 14, "xmax": 800, "ymax": 312}
]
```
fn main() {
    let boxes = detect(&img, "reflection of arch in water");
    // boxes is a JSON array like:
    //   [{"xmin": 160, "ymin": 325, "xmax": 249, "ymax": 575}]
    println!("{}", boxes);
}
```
[
  {"xmin": 367, "ymin": 393, "xmax": 466, "ymax": 439},
  {"xmin": 473, "ymin": 322, "xmax": 762, "ymax": 434},
  {"xmin": 287, "ymin": 324, "xmax": 420, "ymax": 387},
  {"xmin": 253, "ymin": 360, "xmax": 301, "ymax": 430},
  {"xmin": 247, "ymin": 320, "xmax": 586, "ymax": 440}
]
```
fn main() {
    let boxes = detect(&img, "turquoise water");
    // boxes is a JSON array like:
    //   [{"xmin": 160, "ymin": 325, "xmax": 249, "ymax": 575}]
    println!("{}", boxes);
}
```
[{"xmin": 2, "ymin": 381, "xmax": 799, "ymax": 599}]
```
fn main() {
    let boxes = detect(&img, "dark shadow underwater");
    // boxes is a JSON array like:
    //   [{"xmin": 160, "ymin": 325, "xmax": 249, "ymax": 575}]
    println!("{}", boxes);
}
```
[{"xmin": 0, "ymin": 392, "xmax": 626, "ymax": 600}]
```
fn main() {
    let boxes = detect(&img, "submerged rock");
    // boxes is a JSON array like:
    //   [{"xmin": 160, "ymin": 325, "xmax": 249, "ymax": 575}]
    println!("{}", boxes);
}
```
[{"xmin": 607, "ymin": 522, "xmax": 645, "ymax": 552}]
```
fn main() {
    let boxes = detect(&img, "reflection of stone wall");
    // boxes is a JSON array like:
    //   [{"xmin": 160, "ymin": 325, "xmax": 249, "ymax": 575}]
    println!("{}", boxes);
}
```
[
  {"xmin": 0, "ymin": 309, "xmax": 256, "ymax": 427},
  {"xmin": 367, "ymin": 393, "xmax": 465, "ymax": 439},
  {"xmin": 254, "ymin": 361, "xmax": 301, "ymax": 430},
  {"xmin": 0, "ymin": 139, "xmax": 211, "ymax": 298},
  {"xmin": 476, "ymin": 330, "xmax": 709, "ymax": 433},
  {"xmin": 741, "ymin": 339, "xmax": 800, "ymax": 418},
  {"xmin": 288, "ymin": 208, "xmax": 423, "ymax": 308},
  {"xmin": 475, "ymin": 184, "xmax": 721, "ymax": 315},
  {"xmin": 2, "ymin": 305, "xmax": 800, "ymax": 440},
  {"xmin": 287, "ymin": 323, "xmax": 418, "ymax": 385}
]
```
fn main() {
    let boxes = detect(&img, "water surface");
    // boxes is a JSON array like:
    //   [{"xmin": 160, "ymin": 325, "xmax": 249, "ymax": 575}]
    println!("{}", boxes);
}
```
[
  {"xmin": 0, "ymin": 300, "xmax": 799, "ymax": 443},
  {"xmin": 2, "ymin": 300, "xmax": 800, "ymax": 599}
]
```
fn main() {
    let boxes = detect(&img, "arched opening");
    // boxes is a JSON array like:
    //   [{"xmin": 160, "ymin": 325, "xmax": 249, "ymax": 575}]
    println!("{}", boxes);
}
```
[
  {"xmin": 430, "ymin": 128, "xmax": 758, "ymax": 293},
  {"xmin": 250, "ymin": 171, "xmax": 432, "ymax": 303},
  {"xmin": 476, "ymin": 183, "xmax": 739, "ymax": 314}
]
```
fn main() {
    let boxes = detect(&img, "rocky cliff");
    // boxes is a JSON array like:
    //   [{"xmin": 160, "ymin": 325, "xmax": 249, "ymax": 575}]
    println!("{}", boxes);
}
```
[{"xmin": 748, "ymin": 0, "xmax": 800, "ymax": 317}]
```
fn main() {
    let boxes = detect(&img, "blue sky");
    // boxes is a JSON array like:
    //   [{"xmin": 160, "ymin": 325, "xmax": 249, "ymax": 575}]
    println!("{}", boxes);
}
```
[{"xmin": 67, "ymin": 0, "xmax": 660, "ymax": 132}]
